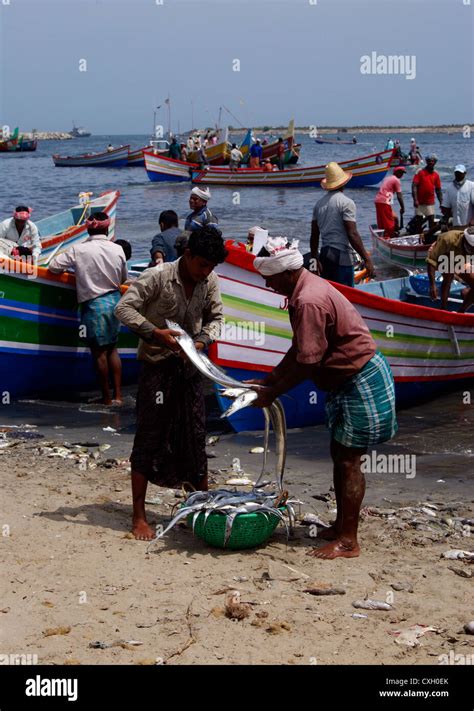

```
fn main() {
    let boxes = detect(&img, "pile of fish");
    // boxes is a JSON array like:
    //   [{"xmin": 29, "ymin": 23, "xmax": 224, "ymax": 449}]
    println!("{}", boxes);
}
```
[{"xmin": 147, "ymin": 323, "xmax": 293, "ymax": 549}]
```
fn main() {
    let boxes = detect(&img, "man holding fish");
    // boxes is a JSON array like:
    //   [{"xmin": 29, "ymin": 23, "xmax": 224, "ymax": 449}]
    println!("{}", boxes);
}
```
[
  {"xmin": 248, "ymin": 237, "xmax": 397, "ymax": 560},
  {"xmin": 115, "ymin": 226, "xmax": 227, "ymax": 540}
]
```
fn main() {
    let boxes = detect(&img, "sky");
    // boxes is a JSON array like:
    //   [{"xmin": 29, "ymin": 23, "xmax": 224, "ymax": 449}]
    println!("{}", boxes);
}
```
[{"xmin": 0, "ymin": 0, "xmax": 473, "ymax": 134}]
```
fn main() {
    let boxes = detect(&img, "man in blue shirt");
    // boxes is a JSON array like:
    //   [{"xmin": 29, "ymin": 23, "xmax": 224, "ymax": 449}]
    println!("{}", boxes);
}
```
[
  {"xmin": 249, "ymin": 138, "xmax": 263, "ymax": 168},
  {"xmin": 150, "ymin": 210, "xmax": 183, "ymax": 265},
  {"xmin": 184, "ymin": 187, "xmax": 218, "ymax": 234}
]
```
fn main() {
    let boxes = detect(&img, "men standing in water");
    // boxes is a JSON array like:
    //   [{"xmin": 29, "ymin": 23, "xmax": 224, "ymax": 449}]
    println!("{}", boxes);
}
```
[
  {"xmin": 249, "ymin": 238, "xmax": 397, "ymax": 559},
  {"xmin": 311, "ymin": 162, "xmax": 375, "ymax": 285},
  {"xmin": 49, "ymin": 212, "xmax": 128, "ymax": 405},
  {"xmin": 115, "ymin": 226, "xmax": 227, "ymax": 540}
]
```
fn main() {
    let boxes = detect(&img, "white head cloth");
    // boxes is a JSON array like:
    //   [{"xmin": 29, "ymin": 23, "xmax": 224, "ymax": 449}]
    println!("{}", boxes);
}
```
[
  {"xmin": 464, "ymin": 227, "xmax": 474, "ymax": 247},
  {"xmin": 254, "ymin": 236, "xmax": 304, "ymax": 275},
  {"xmin": 191, "ymin": 186, "xmax": 211, "ymax": 202}
]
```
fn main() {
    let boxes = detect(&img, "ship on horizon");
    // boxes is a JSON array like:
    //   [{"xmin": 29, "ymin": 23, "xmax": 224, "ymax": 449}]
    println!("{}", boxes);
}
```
[{"xmin": 69, "ymin": 122, "xmax": 91, "ymax": 138}]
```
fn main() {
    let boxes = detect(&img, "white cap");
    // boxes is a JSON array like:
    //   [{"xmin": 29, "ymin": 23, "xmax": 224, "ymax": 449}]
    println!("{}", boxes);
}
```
[
  {"xmin": 191, "ymin": 186, "xmax": 211, "ymax": 201},
  {"xmin": 464, "ymin": 227, "xmax": 474, "ymax": 247},
  {"xmin": 454, "ymin": 164, "xmax": 467, "ymax": 173}
]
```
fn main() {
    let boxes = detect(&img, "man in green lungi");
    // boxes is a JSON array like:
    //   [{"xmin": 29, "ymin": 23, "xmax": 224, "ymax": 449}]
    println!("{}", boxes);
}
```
[
  {"xmin": 249, "ymin": 237, "xmax": 397, "ymax": 560},
  {"xmin": 115, "ymin": 226, "xmax": 227, "ymax": 540}
]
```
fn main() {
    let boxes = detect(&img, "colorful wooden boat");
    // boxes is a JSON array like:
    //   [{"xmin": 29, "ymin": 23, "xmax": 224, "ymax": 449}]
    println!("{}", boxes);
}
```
[
  {"xmin": 210, "ymin": 242, "xmax": 474, "ymax": 431},
  {"xmin": 0, "ymin": 127, "xmax": 19, "ymax": 152},
  {"xmin": 238, "ymin": 129, "xmax": 253, "ymax": 164},
  {"xmin": 192, "ymin": 149, "xmax": 394, "ymax": 188},
  {"xmin": 370, "ymin": 225, "xmax": 429, "ymax": 269},
  {"xmin": 52, "ymin": 145, "xmax": 130, "ymax": 167},
  {"xmin": 127, "ymin": 141, "xmax": 170, "ymax": 166},
  {"xmin": 187, "ymin": 127, "xmax": 230, "ymax": 166},
  {"xmin": 16, "ymin": 138, "xmax": 38, "ymax": 152},
  {"xmin": 36, "ymin": 190, "xmax": 119, "ymax": 264},
  {"xmin": 144, "ymin": 151, "xmax": 198, "ymax": 182},
  {"xmin": 0, "ymin": 191, "xmax": 138, "ymax": 397},
  {"xmin": 0, "ymin": 260, "xmax": 138, "ymax": 398},
  {"xmin": 260, "ymin": 120, "xmax": 300, "ymax": 165}
]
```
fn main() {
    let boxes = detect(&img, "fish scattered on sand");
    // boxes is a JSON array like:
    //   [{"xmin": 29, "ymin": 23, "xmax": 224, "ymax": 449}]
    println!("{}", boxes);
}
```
[{"xmin": 352, "ymin": 599, "xmax": 393, "ymax": 611}]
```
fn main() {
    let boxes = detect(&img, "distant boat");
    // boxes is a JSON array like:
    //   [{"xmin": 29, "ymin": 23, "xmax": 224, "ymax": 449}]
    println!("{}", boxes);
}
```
[
  {"xmin": 144, "ymin": 151, "xmax": 198, "ymax": 182},
  {"xmin": 69, "ymin": 123, "xmax": 91, "ymax": 138},
  {"xmin": 187, "ymin": 127, "xmax": 230, "ymax": 166},
  {"xmin": 191, "ymin": 148, "xmax": 394, "ymax": 188},
  {"xmin": 315, "ymin": 136, "xmax": 357, "ymax": 145},
  {"xmin": 52, "ymin": 145, "xmax": 130, "ymax": 167},
  {"xmin": 0, "ymin": 127, "xmax": 19, "ymax": 152}
]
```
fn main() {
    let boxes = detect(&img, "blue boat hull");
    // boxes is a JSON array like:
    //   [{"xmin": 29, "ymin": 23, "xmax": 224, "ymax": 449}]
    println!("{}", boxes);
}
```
[
  {"xmin": 146, "ymin": 169, "xmax": 191, "ymax": 183},
  {"xmin": 214, "ymin": 367, "xmax": 474, "ymax": 432}
]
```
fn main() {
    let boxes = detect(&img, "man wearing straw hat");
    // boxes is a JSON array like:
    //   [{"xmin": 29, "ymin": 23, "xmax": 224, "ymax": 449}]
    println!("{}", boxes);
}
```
[
  {"xmin": 311, "ymin": 162, "xmax": 375, "ymax": 286},
  {"xmin": 184, "ymin": 187, "xmax": 218, "ymax": 235},
  {"xmin": 248, "ymin": 237, "xmax": 397, "ymax": 560}
]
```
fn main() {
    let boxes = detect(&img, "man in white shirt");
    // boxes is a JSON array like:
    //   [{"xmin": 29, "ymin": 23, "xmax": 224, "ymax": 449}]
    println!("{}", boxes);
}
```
[
  {"xmin": 441, "ymin": 165, "xmax": 474, "ymax": 228},
  {"xmin": 48, "ymin": 212, "xmax": 128, "ymax": 406},
  {"xmin": 0, "ymin": 206, "xmax": 41, "ymax": 260},
  {"xmin": 229, "ymin": 143, "xmax": 243, "ymax": 172}
]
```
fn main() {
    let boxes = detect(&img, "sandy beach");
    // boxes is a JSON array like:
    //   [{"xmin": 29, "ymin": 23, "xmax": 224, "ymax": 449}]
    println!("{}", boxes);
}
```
[{"xmin": 1, "ymin": 390, "xmax": 473, "ymax": 667}]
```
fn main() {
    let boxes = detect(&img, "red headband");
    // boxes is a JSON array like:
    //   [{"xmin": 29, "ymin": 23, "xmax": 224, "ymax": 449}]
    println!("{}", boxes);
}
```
[
  {"xmin": 86, "ymin": 217, "xmax": 111, "ymax": 229},
  {"xmin": 13, "ymin": 208, "xmax": 32, "ymax": 220}
]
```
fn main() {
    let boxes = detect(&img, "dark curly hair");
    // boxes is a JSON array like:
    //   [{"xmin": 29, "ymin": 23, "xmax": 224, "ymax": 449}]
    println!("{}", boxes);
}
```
[{"xmin": 187, "ymin": 226, "xmax": 228, "ymax": 264}]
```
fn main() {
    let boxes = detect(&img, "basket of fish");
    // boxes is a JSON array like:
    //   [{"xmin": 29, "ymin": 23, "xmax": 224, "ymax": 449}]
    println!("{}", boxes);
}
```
[{"xmin": 187, "ymin": 495, "xmax": 288, "ymax": 550}]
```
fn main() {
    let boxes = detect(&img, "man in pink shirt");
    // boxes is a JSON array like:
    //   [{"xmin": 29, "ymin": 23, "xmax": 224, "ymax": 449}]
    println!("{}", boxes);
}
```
[
  {"xmin": 374, "ymin": 166, "xmax": 406, "ymax": 238},
  {"xmin": 249, "ymin": 238, "xmax": 397, "ymax": 561}
]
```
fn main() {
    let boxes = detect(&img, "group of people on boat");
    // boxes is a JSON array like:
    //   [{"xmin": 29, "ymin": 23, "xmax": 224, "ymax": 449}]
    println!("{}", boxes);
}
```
[{"xmin": 386, "ymin": 137, "xmax": 423, "ymax": 166}]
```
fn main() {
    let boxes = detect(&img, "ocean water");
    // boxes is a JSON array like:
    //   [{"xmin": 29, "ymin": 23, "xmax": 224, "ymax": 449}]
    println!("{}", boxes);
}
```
[{"xmin": 1, "ymin": 131, "xmax": 471, "ymax": 272}]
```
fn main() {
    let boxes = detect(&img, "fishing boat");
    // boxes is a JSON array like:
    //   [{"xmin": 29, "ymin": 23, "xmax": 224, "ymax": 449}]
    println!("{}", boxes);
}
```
[
  {"xmin": 187, "ymin": 127, "xmax": 230, "ymax": 166},
  {"xmin": 238, "ymin": 129, "xmax": 253, "ymax": 164},
  {"xmin": 210, "ymin": 241, "xmax": 474, "ymax": 432},
  {"xmin": 0, "ymin": 191, "xmax": 138, "ymax": 397},
  {"xmin": 52, "ymin": 145, "xmax": 130, "ymax": 167},
  {"xmin": 127, "ymin": 140, "xmax": 170, "ymax": 166},
  {"xmin": 315, "ymin": 136, "xmax": 357, "ymax": 145},
  {"xmin": 0, "ymin": 128, "xmax": 19, "ymax": 152},
  {"xmin": 36, "ymin": 190, "xmax": 119, "ymax": 264},
  {"xmin": 191, "ymin": 148, "xmax": 394, "ymax": 188},
  {"xmin": 143, "ymin": 151, "xmax": 198, "ymax": 182},
  {"xmin": 370, "ymin": 225, "xmax": 429, "ymax": 269},
  {"xmin": 260, "ymin": 120, "xmax": 300, "ymax": 165},
  {"xmin": 16, "ymin": 137, "xmax": 38, "ymax": 152}
]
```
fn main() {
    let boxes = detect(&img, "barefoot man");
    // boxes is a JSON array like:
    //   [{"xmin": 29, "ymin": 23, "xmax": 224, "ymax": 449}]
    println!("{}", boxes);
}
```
[
  {"xmin": 249, "ymin": 237, "xmax": 397, "ymax": 559},
  {"xmin": 49, "ymin": 212, "xmax": 127, "ymax": 406},
  {"xmin": 115, "ymin": 226, "xmax": 227, "ymax": 540}
]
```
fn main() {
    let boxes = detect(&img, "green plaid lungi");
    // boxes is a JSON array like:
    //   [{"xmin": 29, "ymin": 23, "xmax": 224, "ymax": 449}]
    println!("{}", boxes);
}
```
[
  {"xmin": 325, "ymin": 351, "xmax": 397, "ymax": 449},
  {"xmin": 80, "ymin": 290, "xmax": 122, "ymax": 348}
]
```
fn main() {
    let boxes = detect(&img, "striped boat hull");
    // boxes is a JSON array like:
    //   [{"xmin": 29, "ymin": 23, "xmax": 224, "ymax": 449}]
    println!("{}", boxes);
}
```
[
  {"xmin": 0, "ymin": 261, "xmax": 139, "ymax": 397},
  {"xmin": 144, "ymin": 151, "xmax": 197, "ymax": 182},
  {"xmin": 192, "ymin": 149, "xmax": 394, "ymax": 188},
  {"xmin": 210, "ymin": 243, "xmax": 474, "ymax": 431},
  {"xmin": 370, "ymin": 225, "xmax": 429, "ymax": 269},
  {"xmin": 52, "ymin": 145, "xmax": 130, "ymax": 167}
]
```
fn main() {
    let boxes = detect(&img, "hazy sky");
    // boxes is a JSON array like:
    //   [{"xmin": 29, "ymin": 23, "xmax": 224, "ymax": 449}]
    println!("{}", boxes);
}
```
[{"xmin": 0, "ymin": 0, "xmax": 473, "ymax": 134}]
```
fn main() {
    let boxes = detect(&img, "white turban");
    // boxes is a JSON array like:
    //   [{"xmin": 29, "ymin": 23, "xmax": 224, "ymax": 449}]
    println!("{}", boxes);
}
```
[
  {"xmin": 464, "ymin": 227, "xmax": 474, "ymax": 247},
  {"xmin": 253, "ymin": 236, "xmax": 304, "ymax": 275},
  {"xmin": 191, "ymin": 186, "xmax": 211, "ymax": 202}
]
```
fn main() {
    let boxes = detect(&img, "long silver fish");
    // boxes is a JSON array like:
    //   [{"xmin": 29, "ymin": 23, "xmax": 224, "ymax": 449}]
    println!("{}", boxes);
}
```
[{"xmin": 221, "ymin": 389, "xmax": 258, "ymax": 418}]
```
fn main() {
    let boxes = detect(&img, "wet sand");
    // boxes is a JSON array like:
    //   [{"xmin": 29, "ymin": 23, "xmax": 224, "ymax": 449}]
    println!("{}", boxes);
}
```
[{"xmin": 1, "ymin": 388, "xmax": 473, "ymax": 665}]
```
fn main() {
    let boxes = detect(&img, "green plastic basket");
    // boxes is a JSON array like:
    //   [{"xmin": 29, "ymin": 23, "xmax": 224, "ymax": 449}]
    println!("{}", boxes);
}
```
[{"xmin": 187, "ymin": 507, "xmax": 286, "ymax": 550}]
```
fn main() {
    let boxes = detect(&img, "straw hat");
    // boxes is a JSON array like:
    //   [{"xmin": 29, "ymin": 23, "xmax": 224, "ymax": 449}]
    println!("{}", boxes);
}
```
[{"xmin": 321, "ymin": 162, "xmax": 352, "ymax": 191}]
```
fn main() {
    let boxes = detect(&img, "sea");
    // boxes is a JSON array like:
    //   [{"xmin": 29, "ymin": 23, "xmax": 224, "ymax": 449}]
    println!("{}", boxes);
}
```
[
  {"xmin": 1, "ymin": 130, "xmax": 474, "ymax": 476},
  {"xmin": 1, "ymin": 131, "xmax": 471, "ymax": 274}
]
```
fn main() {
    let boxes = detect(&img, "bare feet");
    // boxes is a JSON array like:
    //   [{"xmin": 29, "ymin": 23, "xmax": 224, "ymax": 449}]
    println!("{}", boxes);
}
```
[
  {"xmin": 132, "ymin": 519, "xmax": 155, "ymax": 541},
  {"xmin": 111, "ymin": 399, "xmax": 123, "ymax": 407},
  {"xmin": 308, "ymin": 538, "xmax": 360, "ymax": 559},
  {"xmin": 317, "ymin": 524, "xmax": 340, "ymax": 541},
  {"xmin": 87, "ymin": 396, "xmax": 113, "ymax": 406}
]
